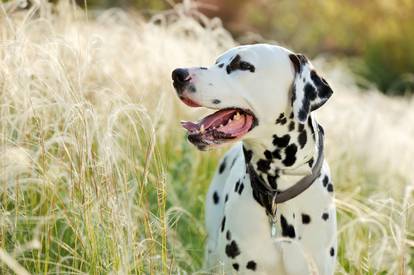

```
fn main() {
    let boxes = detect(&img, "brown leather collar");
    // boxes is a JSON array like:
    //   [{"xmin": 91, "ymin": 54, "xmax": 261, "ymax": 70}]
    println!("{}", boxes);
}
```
[{"xmin": 247, "ymin": 129, "xmax": 324, "ymax": 215}]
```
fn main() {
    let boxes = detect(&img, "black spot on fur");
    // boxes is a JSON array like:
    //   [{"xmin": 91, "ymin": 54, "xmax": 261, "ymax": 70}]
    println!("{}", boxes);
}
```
[
  {"xmin": 298, "ymin": 130, "xmax": 307, "ymax": 149},
  {"xmin": 322, "ymin": 212, "xmax": 329, "ymax": 221},
  {"xmin": 232, "ymin": 263, "xmax": 239, "ymax": 271},
  {"xmin": 251, "ymin": 188, "xmax": 262, "ymax": 208},
  {"xmin": 301, "ymin": 214, "xmax": 311, "ymax": 224},
  {"xmin": 308, "ymin": 117, "xmax": 315, "ymax": 137},
  {"xmin": 238, "ymin": 183, "xmax": 244, "ymax": 195},
  {"xmin": 231, "ymin": 156, "xmax": 237, "ymax": 168},
  {"xmin": 243, "ymin": 146, "xmax": 253, "ymax": 163},
  {"xmin": 218, "ymin": 63, "xmax": 224, "ymax": 68},
  {"xmin": 298, "ymin": 123, "xmax": 305, "ymax": 132},
  {"xmin": 273, "ymin": 134, "xmax": 290, "ymax": 148},
  {"xmin": 213, "ymin": 191, "xmax": 219, "ymax": 204},
  {"xmin": 225, "ymin": 240, "xmax": 241, "ymax": 258},
  {"xmin": 212, "ymin": 99, "xmax": 221, "ymax": 104},
  {"xmin": 310, "ymin": 70, "xmax": 322, "ymax": 85},
  {"xmin": 272, "ymin": 149, "xmax": 282, "ymax": 159},
  {"xmin": 289, "ymin": 54, "xmax": 302, "ymax": 74},
  {"xmin": 298, "ymin": 109, "xmax": 307, "ymax": 122},
  {"xmin": 264, "ymin": 150, "xmax": 272, "ymax": 160},
  {"xmin": 283, "ymin": 144, "xmax": 297, "ymax": 167},
  {"xmin": 242, "ymin": 63, "xmax": 255, "ymax": 72},
  {"xmin": 225, "ymin": 194, "xmax": 229, "ymax": 203},
  {"xmin": 221, "ymin": 216, "xmax": 226, "ymax": 232},
  {"xmin": 305, "ymin": 83, "xmax": 317, "ymax": 100},
  {"xmin": 267, "ymin": 174, "xmax": 278, "ymax": 189},
  {"xmin": 257, "ymin": 159, "xmax": 271, "ymax": 173},
  {"xmin": 280, "ymin": 215, "xmax": 296, "ymax": 238},
  {"xmin": 226, "ymin": 230, "xmax": 231, "ymax": 240},
  {"xmin": 296, "ymin": 83, "xmax": 316, "ymax": 121},
  {"xmin": 226, "ymin": 54, "xmax": 241, "ymax": 74},
  {"xmin": 219, "ymin": 158, "xmax": 227, "ymax": 174},
  {"xmin": 323, "ymin": 175, "xmax": 329, "ymax": 187},
  {"xmin": 288, "ymin": 121, "xmax": 295, "ymax": 131},
  {"xmin": 308, "ymin": 157, "xmax": 314, "ymax": 168},
  {"xmin": 318, "ymin": 82, "xmax": 333, "ymax": 99},
  {"xmin": 330, "ymin": 247, "xmax": 335, "ymax": 257},
  {"xmin": 246, "ymin": 260, "xmax": 257, "ymax": 270},
  {"xmin": 327, "ymin": 183, "xmax": 334, "ymax": 192},
  {"xmin": 234, "ymin": 180, "xmax": 240, "ymax": 192},
  {"xmin": 291, "ymin": 83, "xmax": 296, "ymax": 110},
  {"xmin": 311, "ymin": 70, "xmax": 333, "ymax": 99},
  {"xmin": 276, "ymin": 113, "xmax": 287, "ymax": 125}
]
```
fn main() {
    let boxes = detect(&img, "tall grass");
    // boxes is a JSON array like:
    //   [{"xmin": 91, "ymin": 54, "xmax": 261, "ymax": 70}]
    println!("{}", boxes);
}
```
[{"xmin": 0, "ymin": 1, "xmax": 413, "ymax": 274}]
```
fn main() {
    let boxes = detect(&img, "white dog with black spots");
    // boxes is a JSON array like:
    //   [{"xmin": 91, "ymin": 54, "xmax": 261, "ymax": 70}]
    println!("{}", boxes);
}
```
[{"xmin": 172, "ymin": 44, "xmax": 336, "ymax": 275}]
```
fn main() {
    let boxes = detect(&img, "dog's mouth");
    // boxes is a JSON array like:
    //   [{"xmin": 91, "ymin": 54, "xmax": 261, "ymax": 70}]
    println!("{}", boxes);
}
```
[{"xmin": 181, "ymin": 108, "xmax": 258, "ymax": 150}]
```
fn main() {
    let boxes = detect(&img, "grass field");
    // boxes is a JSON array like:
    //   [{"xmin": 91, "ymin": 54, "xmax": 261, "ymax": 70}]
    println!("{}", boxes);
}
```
[{"xmin": 1, "ymin": 2, "xmax": 413, "ymax": 274}]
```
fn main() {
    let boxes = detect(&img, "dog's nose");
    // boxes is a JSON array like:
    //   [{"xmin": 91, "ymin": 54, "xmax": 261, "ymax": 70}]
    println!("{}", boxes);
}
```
[{"xmin": 172, "ymin": 68, "xmax": 190, "ymax": 89}]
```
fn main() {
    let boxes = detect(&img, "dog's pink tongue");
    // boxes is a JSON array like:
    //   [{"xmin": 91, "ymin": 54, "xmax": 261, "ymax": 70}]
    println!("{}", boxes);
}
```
[
  {"xmin": 216, "ymin": 114, "xmax": 253, "ymax": 136},
  {"xmin": 181, "ymin": 109, "xmax": 237, "ymax": 132},
  {"xmin": 199, "ymin": 109, "xmax": 237, "ymax": 129}
]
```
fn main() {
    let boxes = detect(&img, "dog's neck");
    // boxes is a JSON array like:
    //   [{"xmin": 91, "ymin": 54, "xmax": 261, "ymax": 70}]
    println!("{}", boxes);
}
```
[{"xmin": 242, "ymin": 112, "xmax": 322, "ymax": 191}]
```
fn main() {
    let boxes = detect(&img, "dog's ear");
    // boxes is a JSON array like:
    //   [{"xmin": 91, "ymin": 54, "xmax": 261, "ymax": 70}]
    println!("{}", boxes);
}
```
[{"xmin": 288, "ymin": 53, "xmax": 333, "ymax": 123}]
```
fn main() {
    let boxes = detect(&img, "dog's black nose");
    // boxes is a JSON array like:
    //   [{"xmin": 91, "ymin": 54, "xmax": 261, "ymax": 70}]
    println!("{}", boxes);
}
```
[{"xmin": 172, "ymin": 68, "xmax": 190, "ymax": 89}]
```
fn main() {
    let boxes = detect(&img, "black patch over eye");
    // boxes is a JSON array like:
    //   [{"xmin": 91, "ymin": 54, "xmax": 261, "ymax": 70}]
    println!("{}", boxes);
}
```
[
  {"xmin": 226, "ymin": 54, "xmax": 255, "ymax": 74},
  {"xmin": 226, "ymin": 55, "xmax": 241, "ymax": 74},
  {"xmin": 239, "ymin": 61, "xmax": 255, "ymax": 72}
]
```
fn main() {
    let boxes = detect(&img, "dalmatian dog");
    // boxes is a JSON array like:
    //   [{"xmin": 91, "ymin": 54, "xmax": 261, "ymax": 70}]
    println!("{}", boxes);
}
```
[{"xmin": 171, "ymin": 44, "xmax": 336, "ymax": 274}]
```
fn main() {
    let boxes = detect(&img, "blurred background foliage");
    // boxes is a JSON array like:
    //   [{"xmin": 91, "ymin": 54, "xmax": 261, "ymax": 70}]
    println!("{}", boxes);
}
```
[
  {"xmin": 4, "ymin": 0, "xmax": 414, "ymax": 95},
  {"xmin": 234, "ymin": 0, "xmax": 414, "ymax": 95}
]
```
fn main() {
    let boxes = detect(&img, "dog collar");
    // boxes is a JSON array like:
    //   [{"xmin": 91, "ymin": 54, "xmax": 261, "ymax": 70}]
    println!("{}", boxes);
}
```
[{"xmin": 247, "ymin": 128, "xmax": 324, "ymax": 221}]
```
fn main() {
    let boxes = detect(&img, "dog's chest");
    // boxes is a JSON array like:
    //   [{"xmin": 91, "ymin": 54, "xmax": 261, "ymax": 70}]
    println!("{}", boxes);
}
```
[
  {"xmin": 215, "ymin": 162, "xmax": 334, "ymax": 273},
  {"xmin": 216, "ymin": 173, "xmax": 282, "ymax": 272}
]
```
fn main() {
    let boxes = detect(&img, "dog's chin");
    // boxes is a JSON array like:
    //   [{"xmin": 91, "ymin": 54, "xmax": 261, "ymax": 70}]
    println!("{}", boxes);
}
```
[
  {"xmin": 181, "ymin": 107, "xmax": 258, "ymax": 151},
  {"xmin": 187, "ymin": 135, "xmax": 242, "ymax": 151},
  {"xmin": 188, "ymin": 140, "xmax": 224, "ymax": 151}
]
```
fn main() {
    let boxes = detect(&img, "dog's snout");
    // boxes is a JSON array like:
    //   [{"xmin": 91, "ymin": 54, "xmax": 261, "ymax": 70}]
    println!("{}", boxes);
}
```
[{"xmin": 172, "ymin": 68, "xmax": 190, "ymax": 89}]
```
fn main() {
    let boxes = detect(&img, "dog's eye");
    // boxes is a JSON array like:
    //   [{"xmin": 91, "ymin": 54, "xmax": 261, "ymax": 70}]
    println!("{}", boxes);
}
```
[{"xmin": 239, "ymin": 61, "xmax": 255, "ymax": 72}]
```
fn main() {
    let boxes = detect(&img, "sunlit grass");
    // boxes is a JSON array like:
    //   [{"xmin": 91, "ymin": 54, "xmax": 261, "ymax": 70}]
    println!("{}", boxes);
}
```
[{"xmin": 0, "ymin": 1, "xmax": 413, "ymax": 274}]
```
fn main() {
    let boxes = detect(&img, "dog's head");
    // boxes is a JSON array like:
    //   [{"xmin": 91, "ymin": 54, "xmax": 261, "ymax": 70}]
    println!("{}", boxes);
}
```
[{"xmin": 172, "ymin": 44, "xmax": 333, "ymax": 150}]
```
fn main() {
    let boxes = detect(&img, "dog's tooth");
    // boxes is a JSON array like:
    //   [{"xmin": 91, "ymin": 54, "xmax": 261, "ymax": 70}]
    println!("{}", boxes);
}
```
[
  {"xmin": 200, "ymin": 124, "xmax": 205, "ymax": 133},
  {"xmin": 234, "ymin": 112, "xmax": 241, "ymax": 120}
]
